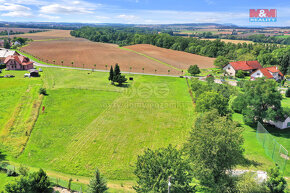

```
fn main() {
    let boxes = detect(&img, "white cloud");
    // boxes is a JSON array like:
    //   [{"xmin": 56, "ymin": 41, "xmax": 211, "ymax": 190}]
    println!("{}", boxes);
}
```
[
  {"xmin": 0, "ymin": 3, "xmax": 32, "ymax": 17},
  {"xmin": 95, "ymin": 16, "xmax": 110, "ymax": 20},
  {"xmin": 0, "ymin": 3, "xmax": 31, "ymax": 11},
  {"xmin": 40, "ymin": 1, "xmax": 97, "ymax": 14},
  {"xmin": 2, "ymin": 11, "xmax": 32, "ymax": 17},
  {"xmin": 117, "ymin": 14, "xmax": 139, "ymax": 20},
  {"xmin": 38, "ymin": 14, "xmax": 60, "ymax": 20}
]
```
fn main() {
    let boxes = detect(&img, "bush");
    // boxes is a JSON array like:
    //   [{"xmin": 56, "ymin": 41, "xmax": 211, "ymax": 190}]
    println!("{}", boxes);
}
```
[
  {"xmin": 39, "ymin": 88, "xmax": 47, "ymax": 95},
  {"xmin": 188, "ymin": 65, "xmax": 201, "ymax": 76},
  {"xmin": 236, "ymin": 70, "xmax": 245, "ymax": 78},
  {"xmin": 235, "ymin": 172, "xmax": 269, "ymax": 193},
  {"xmin": 231, "ymin": 94, "xmax": 246, "ymax": 113},
  {"xmin": 286, "ymin": 88, "xmax": 290, "ymax": 98},
  {"xmin": 266, "ymin": 165, "xmax": 287, "ymax": 193},
  {"xmin": 18, "ymin": 165, "xmax": 29, "ymax": 176},
  {"xmin": 7, "ymin": 169, "xmax": 18, "ymax": 177}
]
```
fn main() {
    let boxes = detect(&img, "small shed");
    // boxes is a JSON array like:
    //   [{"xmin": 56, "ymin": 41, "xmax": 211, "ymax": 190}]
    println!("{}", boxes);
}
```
[
  {"xmin": 268, "ymin": 117, "xmax": 290, "ymax": 130},
  {"xmin": 28, "ymin": 69, "xmax": 39, "ymax": 77}
]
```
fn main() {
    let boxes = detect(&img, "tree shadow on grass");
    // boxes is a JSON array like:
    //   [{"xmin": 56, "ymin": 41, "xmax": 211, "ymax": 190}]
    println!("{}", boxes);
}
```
[
  {"xmin": 263, "ymin": 123, "xmax": 290, "ymax": 139},
  {"xmin": 115, "ymin": 83, "xmax": 131, "ymax": 88},
  {"xmin": 238, "ymin": 156, "xmax": 262, "ymax": 168}
]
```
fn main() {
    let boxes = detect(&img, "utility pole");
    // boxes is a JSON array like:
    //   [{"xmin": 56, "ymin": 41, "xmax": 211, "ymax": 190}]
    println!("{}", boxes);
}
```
[{"xmin": 168, "ymin": 176, "xmax": 171, "ymax": 193}]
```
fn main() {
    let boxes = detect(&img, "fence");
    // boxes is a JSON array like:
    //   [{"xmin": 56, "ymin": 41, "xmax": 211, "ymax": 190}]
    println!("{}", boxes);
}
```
[{"xmin": 256, "ymin": 122, "xmax": 288, "ymax": 174}]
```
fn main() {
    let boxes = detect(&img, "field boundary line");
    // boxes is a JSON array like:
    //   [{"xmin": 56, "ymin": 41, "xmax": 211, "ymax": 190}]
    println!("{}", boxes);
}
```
[
  {"xmin": 119, "ymin": 47, "xmax": 182, "ymax": 72},
  {"xmin": 16, "ymin": 94, "xmax": 44, "ymax": 158}
]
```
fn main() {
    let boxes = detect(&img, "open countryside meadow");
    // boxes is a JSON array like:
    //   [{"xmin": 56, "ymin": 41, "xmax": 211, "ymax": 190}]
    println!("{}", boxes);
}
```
[
  {"xmin": 0, "ymin": 66, "xmax": 195, "ymax": 192},
  {"xmin": 0, "ymin": 9, "xmax": 289, "ymax": 191}
]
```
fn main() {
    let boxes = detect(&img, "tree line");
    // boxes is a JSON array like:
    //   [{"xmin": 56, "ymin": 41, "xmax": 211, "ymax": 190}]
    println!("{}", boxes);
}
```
[
  {"xmin": 71, "ymin": 27, "xmax": 290, "ymax": 75},
  {"xmin": 224, "ymin": 34, "xmax": 290, "ymax": 45}
]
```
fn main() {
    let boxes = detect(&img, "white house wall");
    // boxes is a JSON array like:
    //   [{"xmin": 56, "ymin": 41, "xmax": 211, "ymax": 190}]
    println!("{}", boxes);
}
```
[
  {"xmin": 251, "ymin": 70, "xmax": 264, "ymax": 78},
  {"xmin": 223, "ymin": 64, "xmax": 236, "ymax": 76}
]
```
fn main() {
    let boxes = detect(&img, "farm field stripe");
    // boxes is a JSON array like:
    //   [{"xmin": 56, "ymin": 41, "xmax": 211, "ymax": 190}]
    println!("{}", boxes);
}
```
[
  {"xmin": 14, "ymin": 49, "xmax": 182, "ymax": 78},
  {"xmin": 119, "ymin": 47, "xmax": 182, "ymax": 72}
]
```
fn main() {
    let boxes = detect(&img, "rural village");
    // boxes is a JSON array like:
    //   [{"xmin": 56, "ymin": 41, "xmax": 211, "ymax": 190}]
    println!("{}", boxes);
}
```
[{"xmin": 0, "ymin": 2, "xmax": 289, "ymax": 193}]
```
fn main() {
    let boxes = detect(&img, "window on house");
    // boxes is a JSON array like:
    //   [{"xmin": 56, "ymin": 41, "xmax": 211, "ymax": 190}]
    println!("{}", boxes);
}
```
[
  {"xmin": 228, "ymin": 67, "xmax": 230, "ymax": 70},
  {"xmin": 257, "ymin": 73, "xmax": 260, "ymax": 75}
]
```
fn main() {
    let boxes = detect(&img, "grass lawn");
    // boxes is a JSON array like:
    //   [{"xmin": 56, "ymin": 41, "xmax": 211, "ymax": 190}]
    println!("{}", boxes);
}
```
[
  {"xmin": 233, "ymin": 97, "xmax": 290, "ymax": 177},
  {"xmin": 232, "ymin": 114, "xmax": 275, "ymax": 171},
  {"xmin": 9, "ymin": 67, "xmax": 195, "ymax": 182},
  {"xmin": 0, "ymin": 172, "xmax": 19, "ymax": 191},
  {"xmin": 0, "ymin": 70, "xmax": 43, "ymax": 156}
]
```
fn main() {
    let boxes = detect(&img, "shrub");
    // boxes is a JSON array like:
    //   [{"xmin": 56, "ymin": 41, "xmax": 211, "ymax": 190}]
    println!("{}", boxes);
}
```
[
  {"xmin": 188, "ymin": 65, "xmax": 201, "ymax": 76},
  {"xmin": 286, "ymin": 88, "xmax": 290, "ymax": 98},
  {"xmin": 39, "ymin": 88, "xmax": 47, "ymax": 95},
  {"xmin": 266, "ymin": 165, "xmax": 287, "ymax": 193},
  {"xmin": 235, "ymin": 172, "xmax": 269, "ymax": 193},
  {"xmin": 18, "ymin": 165, "xmax": 29, "ymax": 176},
  {"xmin": 236, "ymin": 70, "xmax": 245, "ymax": 78},
  {"xmin": 7, "ymin": 169, "xmax": 18, "ymax": 177},
  {"xmin": 206, "ymin": 76, "xmax": 215, "ymax": 84},
  {"xmin": 88, "ymin": 169, "xmax": 108, "ymax": 193}
]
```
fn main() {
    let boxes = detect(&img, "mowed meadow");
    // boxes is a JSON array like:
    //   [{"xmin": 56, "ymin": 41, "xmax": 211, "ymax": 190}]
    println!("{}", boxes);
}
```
[{"xmin": 8, "ymin": 68, "xmax": 195, "ymax": 180}]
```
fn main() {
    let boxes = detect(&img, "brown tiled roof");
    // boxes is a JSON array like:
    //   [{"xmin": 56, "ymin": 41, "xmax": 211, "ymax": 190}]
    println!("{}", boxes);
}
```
[
  {"xmin": 229, "ymin": 61, "xmax": 262, "ymax": 71},
  {"xmin": 251, "ymin": 66, "xmax": 284, "ymax": 79},
  {"xmin": 4, "ymin": 55, "xmax": 33, "ymax": 66}
]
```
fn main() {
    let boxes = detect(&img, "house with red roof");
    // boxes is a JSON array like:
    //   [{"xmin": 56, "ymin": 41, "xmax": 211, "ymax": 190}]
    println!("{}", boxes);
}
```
[
  {"xmin": 223, "ymin": 61, "xmax": 262, "ymax": 77},
  {"xmin": 4, "ymin": 55, "xmax": 34, "ymax": 70},
  {"xmin": 251, "ymin": 66, "xmax": 284, "ymax": 81}
]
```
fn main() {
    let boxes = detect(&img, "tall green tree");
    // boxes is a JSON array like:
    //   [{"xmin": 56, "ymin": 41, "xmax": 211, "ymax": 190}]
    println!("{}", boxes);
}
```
[
  {"xmin": 30, "ymin": 169, "xmax": 51, "ymax": 193},
  {"xmin": 88, "ymin": 168, "xmax": 108, "ymax": 193},
  {"xmin": 108, "ymin": 65, "xmax": 114, "ymax": 82},
  {"xmin": 273, "ymin": 47, "xmax": 290, "ymax": 75},
  {"xmin": 196, "ymin": 91, "xmax": 229, "ymax": 116},
  {"xmin": 214, "ymin": 56, "xmax": 229, "ymax": 69},
  {"xmin": 134, "ymin": 145, "xmax": 193, "ymax": 193},
  {"xmin": 114, "ymin": 63, "xmax": 121, "ymax": 76},
  {"xmin": 240, "ymin": 79, "xmax": 283, "ymax": 125},
  {"xmin": 185, "ymin": 110, "xmax": 244, "ymax": 191},
  {"xmin": 188, "ymin": 65, "xmax": 201, "ymax": 76},
  {"xmin": 4, "ymin": 38, "xmax": 10, "ymax": 49}
]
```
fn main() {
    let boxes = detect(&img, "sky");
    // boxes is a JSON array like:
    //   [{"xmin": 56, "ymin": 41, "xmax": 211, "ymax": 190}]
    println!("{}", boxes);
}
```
[{"xmin": 0, "ymin": 0, "xmax": 289, "ymax": 26}]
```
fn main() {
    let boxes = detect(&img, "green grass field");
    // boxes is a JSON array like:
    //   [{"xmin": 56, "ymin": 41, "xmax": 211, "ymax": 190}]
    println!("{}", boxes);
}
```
[
  {"xmin": 233, "ymin": 96, "xmax": 290, "ymax": 177},
  {"xmin": 5, "ymin": 68, "xmax": 195, "ymax": 182},
  {"xmin": 1, "ymin": 66, "xmax": 289, "ymax": 191}
]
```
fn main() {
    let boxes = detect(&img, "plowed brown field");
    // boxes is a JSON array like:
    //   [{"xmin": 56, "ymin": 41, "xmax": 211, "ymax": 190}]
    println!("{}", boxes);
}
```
[
  {"xmin": 20, "ymin": 30, "xmax": 216, "ymax": 75},
  {"xmin": 21, "ymin": 38, "xmax": 181, "ymax": 75},
  {"xmin": 1, "ymin": 30, "xmax": 71, "ymax": 40},
  {"xmin": 124, "ymin": 44, "xmax": 215, "ymax": 69}
]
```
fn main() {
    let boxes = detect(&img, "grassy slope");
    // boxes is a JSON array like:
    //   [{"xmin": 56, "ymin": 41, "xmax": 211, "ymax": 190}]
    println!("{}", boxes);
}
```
[
  {"xmin": 13, "ymin": 68, "xmax": 195, "ymax": 181},
  {"xmin": 0, "ymin": 70, "xmax": 42, "ymax": 156},
  {"xmin": 233, "ymin": 97, "xmax": 290, "ymax": 177}
]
